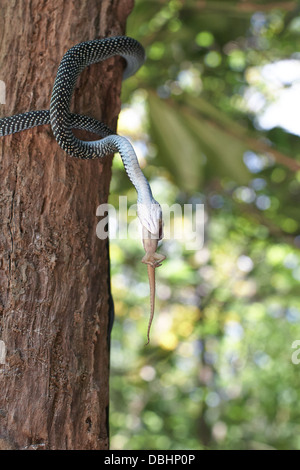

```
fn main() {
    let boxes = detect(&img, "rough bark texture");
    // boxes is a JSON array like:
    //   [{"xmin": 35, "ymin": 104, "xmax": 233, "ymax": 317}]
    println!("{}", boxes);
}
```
[{"xmin": 0, "ymin": 0, "xmax": 134, "ymax": 450}]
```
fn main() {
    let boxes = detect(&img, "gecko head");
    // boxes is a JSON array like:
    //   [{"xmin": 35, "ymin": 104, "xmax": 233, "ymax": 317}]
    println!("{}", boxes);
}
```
[{"xmin": 137, "ymin": 200, "xmax": 166, "ymax": 268}]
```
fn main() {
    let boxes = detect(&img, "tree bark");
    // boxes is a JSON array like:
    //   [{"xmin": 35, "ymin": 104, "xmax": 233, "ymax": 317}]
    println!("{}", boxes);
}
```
[{"xmin": 0, "ymin": 0, "xmax": 133, "ymax": 450}]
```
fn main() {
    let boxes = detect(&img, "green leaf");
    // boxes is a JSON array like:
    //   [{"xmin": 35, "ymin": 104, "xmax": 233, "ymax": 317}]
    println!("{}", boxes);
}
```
[
  {"xmin": 148, "ymin": 93, "xmax": 250, "ymax": 190},
  {"xmin": 148, "ymin": 92, "xmax": 206, "ymax": 191}
]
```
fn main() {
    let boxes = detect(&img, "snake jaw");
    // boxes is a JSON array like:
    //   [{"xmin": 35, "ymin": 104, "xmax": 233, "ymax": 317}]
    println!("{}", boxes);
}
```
[{"xmin": 137, "ymin": 201, "xmax": 163, "ymax": 240}]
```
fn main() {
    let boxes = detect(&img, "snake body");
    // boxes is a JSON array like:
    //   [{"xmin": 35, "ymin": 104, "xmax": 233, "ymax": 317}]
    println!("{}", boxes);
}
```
[
  {"xmin": 0, "ymin": 36, "xmax": 165, "ymax": 343},
  {"xmin": 0, "ymin": 37, "xmax": 158, "ymax": 215}
]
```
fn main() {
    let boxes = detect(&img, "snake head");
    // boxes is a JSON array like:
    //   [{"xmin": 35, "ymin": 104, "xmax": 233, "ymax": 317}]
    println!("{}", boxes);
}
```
[
  {"xmin": 137, "ymin": 200, "xmax": 164, "ymax": 239},
  {"xmin": 138, "ymin": 201, "xmax": 166, "ymax": 268}
]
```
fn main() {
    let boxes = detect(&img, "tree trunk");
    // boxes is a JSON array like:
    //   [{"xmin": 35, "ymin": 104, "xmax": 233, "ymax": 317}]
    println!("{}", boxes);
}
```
[{"xmin": 0, "ymin": 0, "xmax": 133, "ymax": 450}]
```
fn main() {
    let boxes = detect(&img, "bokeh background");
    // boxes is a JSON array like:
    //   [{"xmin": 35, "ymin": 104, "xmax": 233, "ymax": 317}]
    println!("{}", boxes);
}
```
[{"xmin": 108, "ymin": 0, "xmax": 300, "ymax": 450}]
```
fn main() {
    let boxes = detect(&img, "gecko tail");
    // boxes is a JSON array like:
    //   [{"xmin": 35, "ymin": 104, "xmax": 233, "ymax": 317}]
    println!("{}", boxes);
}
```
[
  {"xmin": 145, "ymin": 324, "xmax": 151, "ymax": 346},
  {"xmin": 145, "ymin": 264, "xmax": 156, "ymax": 346},
  {"xmin": 146, "ymin": 322, "xmax": 151, "ymax": 345}
]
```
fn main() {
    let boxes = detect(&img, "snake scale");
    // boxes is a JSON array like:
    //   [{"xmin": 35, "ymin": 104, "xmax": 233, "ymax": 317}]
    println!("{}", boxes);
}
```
[{"xmin": 0, "ymin": 36, "xmax": 165, "ymax": 344}]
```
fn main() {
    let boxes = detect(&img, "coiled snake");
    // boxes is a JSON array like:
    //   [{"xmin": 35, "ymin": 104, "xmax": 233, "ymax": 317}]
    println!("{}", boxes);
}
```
[{"xmin": 0, "ymin": 36, "xmax": 165, "ymax": 344}]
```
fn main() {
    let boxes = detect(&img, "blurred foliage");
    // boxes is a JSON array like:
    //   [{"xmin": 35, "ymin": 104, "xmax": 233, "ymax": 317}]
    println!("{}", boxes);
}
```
[{"xmin": 107, "ymin": 0, "xmax": 300, "ymax": 450}]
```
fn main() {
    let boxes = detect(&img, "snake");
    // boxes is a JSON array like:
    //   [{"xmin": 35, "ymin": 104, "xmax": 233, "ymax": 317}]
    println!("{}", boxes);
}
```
[{"xmin": 0, "ymin": 36, "xmax": 165, "ymax": 343}]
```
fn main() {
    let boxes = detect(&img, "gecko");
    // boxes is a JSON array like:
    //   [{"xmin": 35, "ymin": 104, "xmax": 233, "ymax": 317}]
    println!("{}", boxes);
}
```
[{"xmin": 141, "ymin": 223, "xmax": 166, "ymax": 345}]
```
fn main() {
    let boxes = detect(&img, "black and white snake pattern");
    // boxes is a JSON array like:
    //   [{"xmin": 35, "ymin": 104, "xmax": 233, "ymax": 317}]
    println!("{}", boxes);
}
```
[{"xmin": 0, "ymin": 37, "xmax": 162, "ymax": 233}]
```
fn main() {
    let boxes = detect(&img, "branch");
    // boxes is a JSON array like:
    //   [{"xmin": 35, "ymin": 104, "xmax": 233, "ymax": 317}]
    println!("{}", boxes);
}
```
[
  {"xmin": 181, "ymin": 95, "xmax": 300, "ymax": 173},
  {"xmin": 193, "ymin": 1, "xmax": 298, "ymax": 13}
]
